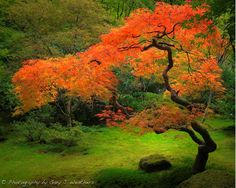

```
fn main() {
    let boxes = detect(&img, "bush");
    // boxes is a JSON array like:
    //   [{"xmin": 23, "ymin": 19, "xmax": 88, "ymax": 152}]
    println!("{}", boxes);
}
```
[
  {"xmin": 95, "ymin": 166, "xmax": 191, "ymax": 188},
  {"xmin": 0, "ymin": 126, "xmax": 7, "ymax": 141},
  {"xmin": 212, "ymin": 96, "xmax": 234, "ymax": 118},
  {"xmin": 0, "ymin": 63, "xmax": 19, "ymax": 112},
  {"xmin": 42, "ymin": 123, "xmax": 82, "ymax": 147},
  {"xmin": 15, "ymin": 119, "xmax": 83, "ymax": 149},
  {"xmin": 118, "ymin": 92, "xmax": 170, "ymax": 111},
  {"xmin": 177, "ymin": 170, "xmax": 235, "ymax": 188},
  {"xmin": 73, "ymin": 121, "xmax": 94, "ymax": 132},
  {"xmin": 25, "ymin": 104, "xmax": 57, "ymax": 125},
  {"xmin": 212, "ymin": 63, "xmax": 235, "ymax": 118},
  {"xmin": 14, "ymin": 119, "xmax": 45, "ymax": 142}
]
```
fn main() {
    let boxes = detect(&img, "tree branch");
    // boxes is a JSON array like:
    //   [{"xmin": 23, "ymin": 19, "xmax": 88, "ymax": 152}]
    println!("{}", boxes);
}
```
[
  {"xmin": 180, "ymin": 127, "xmax": 204, "ymax": 145},
  {"xmin": 191, "ymin": 121, "xmax": 217, "ymax": 153},
  {"xmin": 151, "ymin": 38, "xmax": 192, "ymax": 108},
  {"xmin": 90, "ymin": 59, "xmax": 102, "ymax": 65}
]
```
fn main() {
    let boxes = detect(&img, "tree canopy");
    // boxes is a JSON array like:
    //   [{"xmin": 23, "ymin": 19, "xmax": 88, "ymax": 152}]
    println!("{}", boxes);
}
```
[{"xmin": 13, "ymin": 2, "xmax": 225, "ymax": 122}]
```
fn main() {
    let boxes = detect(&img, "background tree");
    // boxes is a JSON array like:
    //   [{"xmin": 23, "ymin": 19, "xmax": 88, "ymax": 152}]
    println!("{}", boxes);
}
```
[
  {"xmin": 206, "ymin": 0, "xmax": 235, "ymax": 117},
  {"xmin": 207, "ymin": 0, "xmax": 235, "ymax": 53},
  {"xmin": 0, "ymin": 0, "xmax": 113, "ymax": 115},
  {"xmin": 100, "ymin": 0, "xmax": 157, "ymax": 19},
  {"xmin": 7, "ymin": 0, "xmax": 111, "ymax": 60}
]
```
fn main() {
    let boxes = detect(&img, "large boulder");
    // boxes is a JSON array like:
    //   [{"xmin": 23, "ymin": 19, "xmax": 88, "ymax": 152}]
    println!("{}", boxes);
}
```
[
  {"xmin": 177, "ymin": 170, "xmax": 235, "ymax": 188},
  {"xmin": 139, "ymin": 154, "xmax": 171, "ymax": 173}
]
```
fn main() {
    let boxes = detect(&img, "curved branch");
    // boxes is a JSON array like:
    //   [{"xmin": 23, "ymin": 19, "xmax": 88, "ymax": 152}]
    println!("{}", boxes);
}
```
[
  {"xmin": 158, "ymin": 42, "xmax": 175, "ymax": 47},
  {"xmin": 190, "ymin": 121, "xmax": 217, "ymax": 174},
  {"xmin": 151, "ymin": 39, "xmax": 192, "ymax": 108},
  {"xmin": 118, "ymin": 39, "xmax": 148, "ymax": 51},
  {"xmin": 156, "ymin": 22, "xmax": 180, "ymax": 39},
  {"xmin": 90, "ymin": 59, "xmax": 102, "ymax": 65},
  {"xmin": 166, "ymin": 22, "xmax": 181, "ymax": 36},
  {"xmin": 180, "ymin": 127, "xmax": 204, "ymax": 145},
  {"xmin": 142, "ymin": 43, "xmax": 155, "ymax": 51},
  {"xmin": 191, "ymin": 121, "xmax": 217, "ymax": 153}
]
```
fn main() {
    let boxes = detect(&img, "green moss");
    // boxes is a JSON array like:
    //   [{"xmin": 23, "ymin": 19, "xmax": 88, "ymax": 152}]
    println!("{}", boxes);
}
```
[
  {"xmin": 0, "ymin": 118, "xmax": 234, "ymax": 187},
  {"xmin": 95, "ymin": 167, "xmax": 192, "ymax": 188},
  {"xmin": 177, "ymin": 170, "xmax": 235, "ymax": 188}
]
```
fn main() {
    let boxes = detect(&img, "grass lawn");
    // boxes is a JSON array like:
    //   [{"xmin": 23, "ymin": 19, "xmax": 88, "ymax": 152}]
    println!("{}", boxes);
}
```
[{"xmin": 0, "ymin": 117, "xmax": 234, "ymax": 187}]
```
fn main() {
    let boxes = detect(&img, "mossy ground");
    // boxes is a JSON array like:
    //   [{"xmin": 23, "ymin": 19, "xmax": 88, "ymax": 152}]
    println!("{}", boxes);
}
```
[{"xmin": 0, "ymin": 117, "xmax": 234, "ymax": 187}]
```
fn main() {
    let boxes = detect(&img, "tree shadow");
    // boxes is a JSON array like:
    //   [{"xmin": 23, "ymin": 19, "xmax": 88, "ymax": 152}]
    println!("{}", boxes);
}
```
[
  {"xmin": 94, "ymin": 165, "xmax": 192, "ymax": 188},
  {"xmin": 222, "ymin": 125, "xmax": 235, "ymax": 136}
]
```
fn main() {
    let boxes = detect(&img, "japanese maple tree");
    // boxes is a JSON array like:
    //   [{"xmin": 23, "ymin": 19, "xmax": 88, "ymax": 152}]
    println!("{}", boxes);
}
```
[
  {"xmin": 76, "ymin": 2, "xmax": 225, "ymax": 174},
  {"xmin": 12, "ymin": 2, "xmax": 226, "ymax": 174}
]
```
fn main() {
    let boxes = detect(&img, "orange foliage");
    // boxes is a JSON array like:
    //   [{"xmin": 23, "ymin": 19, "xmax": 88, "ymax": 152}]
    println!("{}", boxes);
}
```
[
  {"xmin": 173, "ymin": 57, "xmax": 225, "ymax": 97},
  {"xmin": 124, "ymin": 104, "xmax": 203, "ymax": 134},
  {"xmin": 96, "ymin": 105, "xmax": 132, "ymax": 127},
  {"xmin": 12, "ymin": 56, "xmax": 117, "ymax": 115},
  {"xmin": 76, "ymin": 2, "xmax": 225, "ymax": 97},
  {"xmin": 13, "ymin": 2, "xmax": 226, "ymax": 131}
]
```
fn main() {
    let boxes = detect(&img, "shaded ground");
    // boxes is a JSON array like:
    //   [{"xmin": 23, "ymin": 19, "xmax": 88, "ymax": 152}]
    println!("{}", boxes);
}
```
[{"xmin": 0, "ymin": 118, "xmax": 234, "ymax": 187}]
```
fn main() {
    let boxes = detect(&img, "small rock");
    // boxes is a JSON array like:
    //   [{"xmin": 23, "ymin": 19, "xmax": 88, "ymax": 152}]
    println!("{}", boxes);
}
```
[
  {"xmin": 0, "ymin": 136, "xmax": 6, "ymax": 142},
  {"xmin": 139, "ymin": 154, "xmax": 171, "ymax": 173}
]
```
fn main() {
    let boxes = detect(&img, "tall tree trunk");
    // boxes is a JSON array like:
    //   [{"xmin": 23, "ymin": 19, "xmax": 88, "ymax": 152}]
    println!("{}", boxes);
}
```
[
  {"xmin": 65, "ymin": 98, "xmax": 72, "ymax": 127},
  {"xmin": 202, "ymin": 90, "xmax": 213, "ymax": 123}
]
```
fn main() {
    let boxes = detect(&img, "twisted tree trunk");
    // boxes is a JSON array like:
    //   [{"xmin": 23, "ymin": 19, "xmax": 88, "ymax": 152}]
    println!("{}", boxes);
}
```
[
  {"xmin": 191, "ymin": 122, "xmax": 217, "ymax": 174},
  {"xmin": 143, "ymin": 38, "xmax": 217, "ymax": 174},
  {"xmin": 181, "ymin": 122, "xmax": 217, "ymax": 174}
]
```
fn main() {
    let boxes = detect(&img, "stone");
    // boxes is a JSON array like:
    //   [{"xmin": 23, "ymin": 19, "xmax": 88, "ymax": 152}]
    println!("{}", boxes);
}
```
[
  {"xmin": 139, "ymin": 154, "xmax": 171, "ymax": 173},
  {"xmin": 177, "ymin": 170, "xmax": 235, "ymax": 188},
  {"xmin": 0, "ymin": 136, "xmax": 6, "ymax": 142}
]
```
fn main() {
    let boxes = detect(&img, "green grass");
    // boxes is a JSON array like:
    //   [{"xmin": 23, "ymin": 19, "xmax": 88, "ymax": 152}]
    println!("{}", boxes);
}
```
[{"xmin": 0, "ymin": 117, "xmax": 234, "ymax": 187}]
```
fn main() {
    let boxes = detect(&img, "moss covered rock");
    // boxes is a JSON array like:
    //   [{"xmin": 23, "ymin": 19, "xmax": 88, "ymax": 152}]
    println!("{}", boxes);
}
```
[
  {"xmin": 0, "ymin": 136, "xmax": 6, "ymax": 142},
  {"xmin": 177, "ymin": 170, "xmax": 235, "ymax": 188},
  {"xmin": 139, "ymin": 154, "xmax": 172, "ymax": 173}
]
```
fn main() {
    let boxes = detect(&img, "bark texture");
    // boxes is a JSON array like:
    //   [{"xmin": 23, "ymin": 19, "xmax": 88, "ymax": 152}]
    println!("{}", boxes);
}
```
[{"xmin": 65, "ymin": 97, "xmax": 72, "ymax": 127}]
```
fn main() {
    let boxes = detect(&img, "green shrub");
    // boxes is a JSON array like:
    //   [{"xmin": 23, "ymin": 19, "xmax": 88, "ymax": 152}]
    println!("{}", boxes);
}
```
[
  {"xmin": 71, "ymin": 121, "xmax": 95, "ymax": 133},
  {"xmin": 118, "ymin": 92, "xmax": 171, "ymax": 111},
  {"xmin": 15, "ymin": 119, "xmax": 83, "ymax": 150},
  {"xmin": 0, "ymin": 63, "xmax": 19, "ymax": 112},
  {"xmin": 0, "ymin": 126, "xmax": 7, "ymax": 141},
  {"xmin": 212, "ymin": 63, "xmax": 235, "ymax": 118},
  {"xmin": 25, "ymin": 104, "xmax": 56, "ymax": 124},
  {"xmin": 0, "ymin": 126, "xmax": 3, "ymax": 136},
  {"xmin": 211, "ymin": 96, "xmax": 235, "ymax": 118},
  {"xmin": 42, "ymin": 123, "xmax": 82, "ymax": 147},
  {"xmin": 14, "ymin": 119, "xmax": 46, "ymax": 142},
  {"xmin": 95, "ymin": 166, "xmax": 191, "ymax": 188}
]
